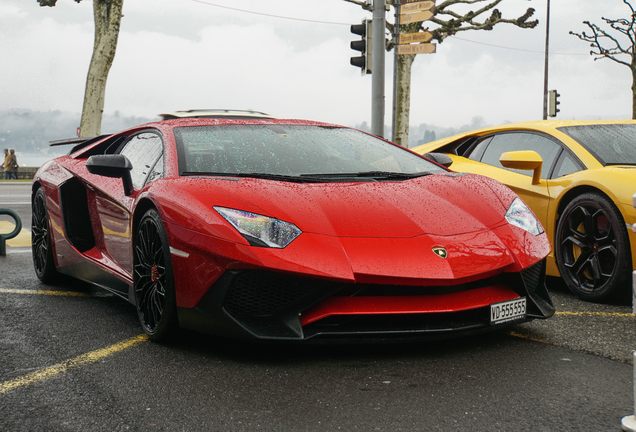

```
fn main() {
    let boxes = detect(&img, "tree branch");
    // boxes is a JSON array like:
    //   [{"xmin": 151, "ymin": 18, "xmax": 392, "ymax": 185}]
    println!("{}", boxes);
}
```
[
  {"xmin": 429, "ymin": 6, "xmax": 537, "ymax": 41},
  {"xmin": 571, "ymin": 1, "xmax": 636, "ymax": 69},
  {"xmin": 37, "ymin": 0, "xmax": 82, "ymax": 6},
  {"xmin": 571, "ymin": 17, "xmax": 632, "ymax": 67},
  {"xmin": 342, "ymin": 0, "xmax": 371, "ymax": 11},
  {"xmin": 437, "ymin": 0, "xmax": 492, "ymax": 9}
]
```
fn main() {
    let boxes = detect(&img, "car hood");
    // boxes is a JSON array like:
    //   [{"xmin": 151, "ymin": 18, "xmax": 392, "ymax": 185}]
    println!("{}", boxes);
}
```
[{"xmin": 163, "ymin": 173, "xmax": 512, "ymax": 238}]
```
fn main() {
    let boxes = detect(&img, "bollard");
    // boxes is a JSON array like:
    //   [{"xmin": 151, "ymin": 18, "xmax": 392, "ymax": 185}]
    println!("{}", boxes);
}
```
[
  {"xmin": 628, "ymin": 192, "xmax": 636, "ymax": 432},
  {"xmin": 622, "ymin": 352, "xmax": 636, "ymax": 431},
  {"xmin": 0, "ymin": 208, "xmax": 22, "ymax": 256},
  {"xmin": 633, "ymin": 192, "xmax": 636, "ymax": 315}
]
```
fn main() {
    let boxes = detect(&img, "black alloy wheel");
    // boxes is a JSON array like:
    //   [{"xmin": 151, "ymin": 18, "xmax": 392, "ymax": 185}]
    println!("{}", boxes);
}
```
[
  {"xmin": 32, "ymin": 188, "xmax": 59, "ymax": 283},
  {"xmin": 555, "ymin": 192, "xmax": 631, "ymax": 302},
  {"xmin": 134, "ymin": 208, "xmax": 178, "ymax": 341}
]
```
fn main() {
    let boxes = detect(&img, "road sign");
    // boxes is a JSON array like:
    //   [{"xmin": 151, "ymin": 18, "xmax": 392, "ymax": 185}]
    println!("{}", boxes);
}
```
[
  {"xmin": 399, "ymin": 31, "xmax": 433, "ymax": 45},
  {"xmin": 401, "ymin": 1, "xmax": 435, "ymax": 14},
  {"xmin": 397, "ymin": 43, "xmax": 436, "ymax": 55},
  {"xmin": 399, "ymin": 10, "xmax": 434, "ymax": 24}
]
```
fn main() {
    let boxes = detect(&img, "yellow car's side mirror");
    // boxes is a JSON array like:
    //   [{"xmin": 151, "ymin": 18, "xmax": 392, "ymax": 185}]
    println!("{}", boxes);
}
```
[{"xmin": 499, "ymin": 150, "xmax": 543, "ymax": 185}]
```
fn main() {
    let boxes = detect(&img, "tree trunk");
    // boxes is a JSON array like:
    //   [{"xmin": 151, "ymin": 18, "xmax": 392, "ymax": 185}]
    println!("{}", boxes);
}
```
[
  {"xmin": 394, "ymin": 53, "xmax": 415, "ymax": 147},
  {"xmin": 392, "ymin": 20, "xmax": 421, "ymax": 147},
  {"xmin": 79, "ymin": 0, "xmax": 124, "ymax": 137},
  {"xmin": 632, "ymin": 61, "xmax": 636, "ymax": 120}
]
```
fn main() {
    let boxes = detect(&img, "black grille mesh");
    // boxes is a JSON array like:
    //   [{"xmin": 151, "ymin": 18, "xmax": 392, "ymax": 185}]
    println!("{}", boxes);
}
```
[{"xmin": 224, "ymin": 272, "xmax": 332, "ymax": 319}]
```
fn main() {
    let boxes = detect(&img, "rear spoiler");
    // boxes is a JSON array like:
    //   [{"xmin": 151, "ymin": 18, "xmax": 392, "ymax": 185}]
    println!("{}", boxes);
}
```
[{"xmin": 49, "ymin": 134, "xmax": 112, "ymax": 154}]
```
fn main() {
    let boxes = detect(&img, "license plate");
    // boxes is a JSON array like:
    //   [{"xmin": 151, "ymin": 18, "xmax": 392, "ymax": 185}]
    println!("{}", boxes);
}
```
[{"xmin": 490, "ymin": 298, "xmax": 526, "ymax": 325}]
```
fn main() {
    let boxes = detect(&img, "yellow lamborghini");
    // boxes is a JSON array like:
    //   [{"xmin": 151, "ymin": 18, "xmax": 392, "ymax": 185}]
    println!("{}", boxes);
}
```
[{"xmin": 413, "ymin": 120, "xmax": 636, "ymax": 302}]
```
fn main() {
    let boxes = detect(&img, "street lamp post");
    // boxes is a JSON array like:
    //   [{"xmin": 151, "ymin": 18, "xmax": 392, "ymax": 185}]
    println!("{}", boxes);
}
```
[
  {"xmin": 542, "ymin": 0, "xmax": 551, "ymax": 120},
  {"xmin": 371, "ymin": 0, "xmax": 386, "ymax": 137}
]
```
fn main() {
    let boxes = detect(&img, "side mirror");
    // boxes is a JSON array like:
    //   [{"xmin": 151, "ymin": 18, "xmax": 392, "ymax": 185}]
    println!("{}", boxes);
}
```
[
  {"xmin": 86, "ymin": 154, "xmax": 134, "ymax": 195},
  {"xmin": 425, "ymin": 152, "xmax": 453, "ymax": 168},
  {"xmin": 499, "ymin": 150, "xmax": 543, "ymax": 185}
]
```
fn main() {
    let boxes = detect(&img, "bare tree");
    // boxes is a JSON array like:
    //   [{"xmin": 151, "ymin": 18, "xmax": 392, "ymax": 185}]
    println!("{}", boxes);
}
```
[
  {"xmin": 388, "ymin": 0, "xmax": 538, "ymax": 145},
  {"xmin": 346, "ymin": 1, "xmax": 537, "ymax": 146},
  {"xmin": 37, "ymin": 0, "xmax": 124, "ymax": 136},
  {"xmin": 570, "ymin": 0, "xmax": 636, "ymax": 119}
]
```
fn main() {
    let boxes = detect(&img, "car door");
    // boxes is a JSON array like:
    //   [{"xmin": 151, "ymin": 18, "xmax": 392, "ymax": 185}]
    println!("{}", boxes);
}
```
[
  {"xmin": 455, "ymin": 132, "xmax": 564, "ymax": 227},
  {"xmin": 95, "ymin": 131, "xmax": 163, "ymax": 276}
]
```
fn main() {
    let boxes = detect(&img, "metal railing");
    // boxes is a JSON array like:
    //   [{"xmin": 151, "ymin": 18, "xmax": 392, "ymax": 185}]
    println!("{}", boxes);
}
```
[{"xmin": 0, "ymin": 208, "xmax": 22, "ymax": 256}]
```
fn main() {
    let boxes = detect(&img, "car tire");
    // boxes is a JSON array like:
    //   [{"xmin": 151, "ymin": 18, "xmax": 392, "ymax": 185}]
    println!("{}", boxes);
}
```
[
  {"xmin": 133, "ymin": 208, "xmax": 178, "ymax": 341},
  {"xmin": 32, "ymin": 187, "xmax": 60, "ymax": 283},
  {"xmin": 555, "ymin": 192, "xmax": 631, "ymax": 302}
]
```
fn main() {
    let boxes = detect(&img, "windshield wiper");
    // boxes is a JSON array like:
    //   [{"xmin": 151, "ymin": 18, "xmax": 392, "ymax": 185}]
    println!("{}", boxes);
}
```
[
  {"xmin": 181, "ymin": 171, "xmax": 323, "ymax": 182},
  {"xmin": 299, "ymin": 171, "xmax": 433, "ymax": 180}
]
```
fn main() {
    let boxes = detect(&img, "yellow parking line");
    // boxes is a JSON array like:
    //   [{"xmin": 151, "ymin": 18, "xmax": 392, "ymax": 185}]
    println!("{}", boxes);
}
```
[
  {"xmin": 0, "ymin": 288, "xmax": 89, "ymax": 297},
  {"xmin": 0, "ymin": 221, "xmax": 31, "ymax": 248},
  {"xmin": 0, "ymin": 334, "xmax": 148, "ymax": 396},
  {"xmin": 556, "ymin": 311, "xmax": 635, "ymax": 318}
]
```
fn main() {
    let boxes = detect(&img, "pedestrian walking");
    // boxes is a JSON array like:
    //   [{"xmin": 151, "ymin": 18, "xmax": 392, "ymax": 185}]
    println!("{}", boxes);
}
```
[
  {"xmin": 2, "ymin": 148, "xmax": 10, "ymax": 179},
  {"xmin": 8, "ymin": 149, "xmax": 19, "ymax": 179}
]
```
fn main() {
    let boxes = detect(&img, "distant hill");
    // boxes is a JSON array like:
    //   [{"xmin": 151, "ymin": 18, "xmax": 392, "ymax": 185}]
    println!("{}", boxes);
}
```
[
  {"xmin": 0, "ymin": 109, "xmax": 154, "ymax": 155},
  {"xmin": 354, "ymin": 116, "xmax": 489, "ymax": 148},
  {"xmin": 0, "ymin": 109, "xmax": 491, "ymax": 165}
]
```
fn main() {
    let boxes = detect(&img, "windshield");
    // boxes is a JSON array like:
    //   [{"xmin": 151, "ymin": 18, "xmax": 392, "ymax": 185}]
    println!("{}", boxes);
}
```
[
  {"xmin": 558, "ymin": 124, "xmax": 636, "ymax": 165},
  {"xmin": 174, "ymin": 125, "xmax": 443, "ymax": 180}
]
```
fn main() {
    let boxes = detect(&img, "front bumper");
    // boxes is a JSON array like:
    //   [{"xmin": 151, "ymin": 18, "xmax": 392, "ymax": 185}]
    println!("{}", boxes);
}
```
[
  {"xmin": 177, "ymin": 259, "xmax": 554, "ymax": 340},
  {"xmin": 620, "ymin": 202, "xmax": 636, "ymax": 270}
]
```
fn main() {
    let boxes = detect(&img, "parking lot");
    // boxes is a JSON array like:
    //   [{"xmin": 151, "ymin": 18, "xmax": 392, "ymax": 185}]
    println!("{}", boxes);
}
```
[{"xmin": 1, "ymin": 182, "xmax": 635, "ymax": 431}]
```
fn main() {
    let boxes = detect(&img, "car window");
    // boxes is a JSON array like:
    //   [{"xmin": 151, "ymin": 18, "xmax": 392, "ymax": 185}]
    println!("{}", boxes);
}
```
[
  {"xmin": 467, "ymin": 136, "xmax": 492, "ymax": 161},
  {"xmin": 119, "ymin": 132, "xmax": 163, "ymax": 189},
  {"xmin": 552, "ymin": 152, "xmax": 582, "ymax": 178},
  {"xmin": 558, "ymin": 124, "xmax": 636, "ymax": 165},
  {"xmin": 480, "ymin": 132, "xmax": 562, "ymax": 178},
  {"xmin": 146, "ymin": 155, "xmax": 164, "ymax": 184}
]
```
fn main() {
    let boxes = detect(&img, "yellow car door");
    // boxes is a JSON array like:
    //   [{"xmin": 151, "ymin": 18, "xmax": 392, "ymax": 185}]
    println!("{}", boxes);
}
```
[{"xmin": 449, "ymin": 132, "xmax": 565, "ymax": 227}]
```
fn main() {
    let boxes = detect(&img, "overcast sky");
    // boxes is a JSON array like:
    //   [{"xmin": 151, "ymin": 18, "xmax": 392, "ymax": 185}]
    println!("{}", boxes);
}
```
[{"xmin": 0, "ymin": 0, "xmax": 631, "ymax": 129}]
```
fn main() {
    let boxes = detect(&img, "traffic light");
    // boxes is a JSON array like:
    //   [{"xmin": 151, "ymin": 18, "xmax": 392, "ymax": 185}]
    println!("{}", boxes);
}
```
[
  {"xmin": 548, "ymin": 90, "xmax": 561, "ymax": 117},
  {"xmin": 350, "ymin": 19, "xmax": 372, "ymax": 74}
]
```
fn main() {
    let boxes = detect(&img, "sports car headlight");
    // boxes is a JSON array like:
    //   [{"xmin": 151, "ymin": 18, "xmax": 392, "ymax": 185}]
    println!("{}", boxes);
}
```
[
  {"xmin": 505, "ymin": 198, "xmax": 544, "ymax": 235},
  {"xmin": 214, "ymin": 207, "xmax": 301, "ymax": 248}
]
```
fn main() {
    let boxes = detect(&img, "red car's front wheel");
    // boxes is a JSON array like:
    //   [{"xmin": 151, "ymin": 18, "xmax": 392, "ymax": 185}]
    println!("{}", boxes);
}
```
[
  {"xmin": 32, "ymin": 188, "xmax": 60, "ymax": 283},
  {"xmin": 134, "ymin": 209, "xmax": 178, "ymax": 341}
]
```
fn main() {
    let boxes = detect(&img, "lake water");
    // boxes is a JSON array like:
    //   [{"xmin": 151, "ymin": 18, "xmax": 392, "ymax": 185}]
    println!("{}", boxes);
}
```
[{"xmin": 12, "ymin": 149, "xmax": 69, "ymax": 168}]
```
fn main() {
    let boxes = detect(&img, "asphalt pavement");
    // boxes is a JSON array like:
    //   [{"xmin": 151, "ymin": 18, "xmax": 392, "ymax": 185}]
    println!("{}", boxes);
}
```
[{"xmin": 0, "ymin": 182, "xmax": 634, "ymax": 431}]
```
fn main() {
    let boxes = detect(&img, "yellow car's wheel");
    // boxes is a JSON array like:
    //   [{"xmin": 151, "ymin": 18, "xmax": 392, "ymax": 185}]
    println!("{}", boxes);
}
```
[{"xmin": 555, "ymin": 192, "xmax": 631, "ymax": 302}]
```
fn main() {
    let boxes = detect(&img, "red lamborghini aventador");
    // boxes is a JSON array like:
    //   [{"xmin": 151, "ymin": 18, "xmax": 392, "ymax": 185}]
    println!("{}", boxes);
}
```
[{"xmin": 32, "ymin": 116, "xmax": 554, "ymax": 341}]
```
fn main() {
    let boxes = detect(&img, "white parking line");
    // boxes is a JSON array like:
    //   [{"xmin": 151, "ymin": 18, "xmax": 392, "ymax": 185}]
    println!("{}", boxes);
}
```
[
  {"xmin": 5, "ymin": 249, "xmax": 31, "ymax": 255},
  {"xmin": 0, "ymin": 202, "xmax": 30, "ymax": 205}
]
